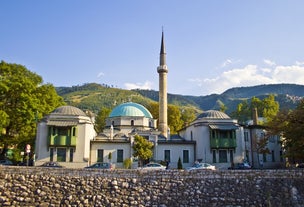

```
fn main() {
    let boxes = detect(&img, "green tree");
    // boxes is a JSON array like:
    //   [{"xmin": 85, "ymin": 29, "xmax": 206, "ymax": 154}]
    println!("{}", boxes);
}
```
[
  {"xmin": 231, "ymin": 95, "xmax": 279, "ymax": 124},
  {"xmin": 95, "ymin": 107, "xmax": 111, "ymax": 134},
  {"xmin": 132, "ymin": 135, "xmax": 153, "ymax": 167},
  {"xmin": 267, "ymin": 100, "xmax": 304, "ymax": 164},
  {"xmin": 181, "ymin": 107, "xmax": 196, "ymax": 126},
  {"xmin": 262, "ymin": 95, "xmax": 280, "ymax": 122},
  {"xmin": 168, "ymin": 104, "xmax": 183, "ymax": 134},
  {"xmin": 0, "ymin": 61, "xmax": 64, "ymax": 155},
  {"xmin": 147, "ymin": 102, "xmax": 190, "ymax": 133},
  {"xmin": 146, "ymin": 102, "xmax": 159, "ymax": 121}
]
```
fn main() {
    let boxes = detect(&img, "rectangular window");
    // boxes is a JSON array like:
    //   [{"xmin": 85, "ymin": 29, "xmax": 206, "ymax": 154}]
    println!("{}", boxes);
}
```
[
  {"xmin": 183, "ymin": 150, "xmax": 189, "ymax": 163},
  {"xmin": 263, "ymin": 153, "xmax": 267, "ymax": 162},
  {"xmin": 272, "ymin": 150, "xmax": 275, "ymax": 162},
  {"xmin": 117, "ymin": 149, "xmax": 123, "ymax": 163},
  {"xmin": 57, "ymin": 148, "xmax": 66, "ymax": 162},
  {"xmin": 97, "ymin": 149, "xmax": 104, "ymax": 162},
  {"xmin": 219, "ymin": 150, "xmax": 227, "ymax": 163},
  {"xmin": 244, "ymin": 132, "xmax": 249, "ymax": 142},
  {"xmin": 50, "ymin": 148, "xmax": 54, "ymax": 162},
  {"xmin": 58, "ymin": 127, "xmax": 68, "ymax": 136},
  {"xmin": 164, "ymin": 150, "xmax": 170, "ymax": 162},
  {"xmin": 245, "ymin": 150, "xmax": 249, "ymax": 162},
  {"xmin": 212, "ymin": 150, "xmax": 216, "ymax": 163},
  {"xmin": 69, "ymin": 148, "xmax": 74, "ymax": 162},
  {"xmin": 52, "ymin": 127, "xmax": 56, "ymax": 136},
  {"xmin": 280, "ymin": 151, "xmax": 283, "ymax": 162},
  {"xmin": 72, "ymin": 127, "xmax": 76, "ymax": 136},
  {"xmin": 229, "ymin": 150, "xmax": 234, "ymax": 163}
]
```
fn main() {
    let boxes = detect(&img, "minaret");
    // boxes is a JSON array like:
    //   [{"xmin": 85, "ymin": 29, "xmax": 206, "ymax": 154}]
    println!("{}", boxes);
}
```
[{"xmin": 157, "ymin": 31, "xmax": 168, "ymax": 138}]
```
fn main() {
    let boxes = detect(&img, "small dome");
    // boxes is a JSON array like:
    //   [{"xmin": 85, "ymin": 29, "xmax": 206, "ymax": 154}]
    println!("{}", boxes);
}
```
[
  {"xmin": 51, "ymin": 106, "xmax": 87, "ymax": 116},
  {"xmin": 109, "ymin": 102, "xmax": 153, "ymax": 118},
  {"xmin": 196, "ymin": 110, "xmax": 230, "ymax": 119}
]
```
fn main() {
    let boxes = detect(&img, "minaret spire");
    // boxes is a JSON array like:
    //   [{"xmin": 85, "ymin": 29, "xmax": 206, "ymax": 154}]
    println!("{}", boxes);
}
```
[
  {"xmin": 157, "ymin": 31, "xmax": 168, "ymax": 138},
  {"xmin": 160, "ymin": 31, "xmax": 166, "ymax": 65}
]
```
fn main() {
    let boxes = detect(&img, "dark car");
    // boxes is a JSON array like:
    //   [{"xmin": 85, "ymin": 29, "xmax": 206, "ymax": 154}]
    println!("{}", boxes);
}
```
[
  {"xmin": 229, "ymin": 162, "xmax": 251, "ymax": 170},
  {"xmin": 0, "ymin": 160, "xmax": 13, "ymax": 166},
  {"xmin": 85, "ymin": 162, "xmax": 113, "ymax": 169},
  {"xmin": 296, "ymin": 163, "xmax": 304, "ymax": 168},
  {"xmin": 40, "ymin": 161, "xmax": 64, "ymax": 168}
]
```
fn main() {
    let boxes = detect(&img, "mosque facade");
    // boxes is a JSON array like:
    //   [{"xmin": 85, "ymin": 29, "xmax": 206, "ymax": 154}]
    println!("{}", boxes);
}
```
[{"xmin": 35, "ymin": 33, "xmax": 283, "ymax": 169}]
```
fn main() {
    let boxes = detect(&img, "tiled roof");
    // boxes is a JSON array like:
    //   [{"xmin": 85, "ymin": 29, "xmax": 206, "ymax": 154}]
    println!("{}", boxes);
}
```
[
  {"xmin": 51, "ymin": 106, "xmax": 87, "ymax": 116},
  {"xmin": 196, "ymin": 110, "xmax": 230, "ymax": 120}
]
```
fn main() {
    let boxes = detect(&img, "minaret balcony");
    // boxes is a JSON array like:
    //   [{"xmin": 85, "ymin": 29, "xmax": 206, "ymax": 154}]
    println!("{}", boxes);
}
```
[{"xmin": 157, "ymin": 65, "xmax": 168, "ymax": 73}]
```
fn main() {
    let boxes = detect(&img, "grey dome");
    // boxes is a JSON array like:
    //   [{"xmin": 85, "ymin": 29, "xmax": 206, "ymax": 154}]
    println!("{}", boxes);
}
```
[
  {"xmin": 196, "ymin": 110, "xmax": 230, "ymax": 119},
  {"xmin": 51, "ymin": 106, "xmax": 87, "ymax": 116}
]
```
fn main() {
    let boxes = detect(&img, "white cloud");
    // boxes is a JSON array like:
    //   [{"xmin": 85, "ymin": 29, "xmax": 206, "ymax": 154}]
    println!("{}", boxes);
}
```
[
  {"xmin": 295, "ymin": 61, "xmax": 304, "ymax": 66},
  {"xmin": 97, "ymin": 72, "xmax": 105, "ymax": 78},
  {"xmin": 220, "ymin": 58, "xmax": 241, "ymax": 68},
  {"xmin": 273, "ymin": 65, "xmax": 304, "ymax": 83},
  {"xmin": 188, "ymin": 62, "xmax": 304, "ymax": 95},
  {"xmin": 124, "ymin": 81, "xmax": 153, "ymax": 90},
  {"xmin": 221, "ymin": 59, "xmax": 232, "ymax": 68},
  {"xmin": 263, "ymin": 59, "xmax": 276, "ymax": 66}
]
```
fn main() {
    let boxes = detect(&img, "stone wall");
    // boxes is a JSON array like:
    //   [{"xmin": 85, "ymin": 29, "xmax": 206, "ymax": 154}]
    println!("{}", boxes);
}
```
[{"xmin": 0, "ymin": 167, "xmax": 303, "ymax": 207}]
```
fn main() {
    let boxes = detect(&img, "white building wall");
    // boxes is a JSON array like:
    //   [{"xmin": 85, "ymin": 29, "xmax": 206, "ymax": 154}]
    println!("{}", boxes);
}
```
[
  {"xmin": 192, "ymin": 125, "xmax": 210, "ymax": 163},
  {"xmin": 90, "ymin": 142, "xmax": 131, "ymax": 169},
  {"xmin": 35, "ymin": 122, "xmax": 49, "ymax": 165},
  {"xmin": 35, "ymin": 118, "xmax": 95, "ymax": 168},
  {"xmin": 234, "ymin": 127, "xmax": 246, "ymax": 163},
  {"xmin": 155, "ymin": 144, "xmax": 195, "ymax": 168}
]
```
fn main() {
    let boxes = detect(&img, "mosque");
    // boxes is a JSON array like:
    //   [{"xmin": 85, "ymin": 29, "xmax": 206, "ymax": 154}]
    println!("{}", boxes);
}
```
[{"xmin": 35, "ymin": 33, "xmax": 283, "ymax": 169}]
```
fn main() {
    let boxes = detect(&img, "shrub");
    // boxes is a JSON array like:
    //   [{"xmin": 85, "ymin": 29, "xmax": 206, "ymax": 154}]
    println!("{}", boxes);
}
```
[
  {"xmin": 123, "ymin": 158, "xmax": 132, "ymax": 169},
  {"xmin": 177, "ymin": 157, "xmax": 183, "ymax": 169}
]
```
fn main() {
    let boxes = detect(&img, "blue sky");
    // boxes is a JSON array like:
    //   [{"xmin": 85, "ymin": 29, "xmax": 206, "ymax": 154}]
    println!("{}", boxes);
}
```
[{"xmin": 1, "ymin": 1, "xmax": 304, "ymax": 96}]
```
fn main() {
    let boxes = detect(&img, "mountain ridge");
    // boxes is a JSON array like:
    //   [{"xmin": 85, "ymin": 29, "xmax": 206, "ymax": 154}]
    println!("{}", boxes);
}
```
[{"xmin": 56, "ymin": 83, "xmax": 304, "ymax": 115}]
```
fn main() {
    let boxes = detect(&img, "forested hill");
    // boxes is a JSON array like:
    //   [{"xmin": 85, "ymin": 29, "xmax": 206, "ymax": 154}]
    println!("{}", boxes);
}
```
[{"xmin": 56, "ymin": 83, "xmax": 304, "ymax": 115}]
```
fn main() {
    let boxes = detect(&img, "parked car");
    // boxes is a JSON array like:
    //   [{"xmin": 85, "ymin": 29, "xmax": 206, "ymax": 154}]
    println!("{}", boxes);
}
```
[
  {"xmin": 141, "ymin": 163, "xmax": 166, "ymax": 171},
  {"xmin": 228, "ymin": 162, "xmax": 251, "ymax": 170},
  {"xmin": 186, "ymin": 162, "xmax": 216, "ymax": 171},
  {"xmin": 296, "ymin": 163, "xmax": 304, "ymax": 168},
  {"xmin": 0, "ymin": 160, "xmax": 13, "ymax": 166},
  {"xmin": 85, "ymin": 162, "xmax": 113, "ymax": 169},
  {"xmin": 39, "ymin": 161, "xmax": 64, "ymax": 168}
]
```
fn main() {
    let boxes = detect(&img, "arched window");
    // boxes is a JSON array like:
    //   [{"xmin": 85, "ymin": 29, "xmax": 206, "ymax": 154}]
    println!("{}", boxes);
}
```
[{"xmin": 131, "ymin": 120, "xmax": 134, "ymax": 126}]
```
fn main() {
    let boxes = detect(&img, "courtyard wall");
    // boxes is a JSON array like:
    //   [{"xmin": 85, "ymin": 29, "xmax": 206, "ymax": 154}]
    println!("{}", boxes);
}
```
[{"xmin": 0, "ymin": 167, "xmax": 303, "ymax": 207}]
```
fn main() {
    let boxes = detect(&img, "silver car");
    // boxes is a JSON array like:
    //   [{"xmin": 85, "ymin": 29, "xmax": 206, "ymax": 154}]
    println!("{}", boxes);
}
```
[
  {"xmin": 186, "ymin": 162, "xmax": 216, "ymax": 171},
  {"xmin": 141, "ymin": 163, "xmax": 166, "ymax": 171}
]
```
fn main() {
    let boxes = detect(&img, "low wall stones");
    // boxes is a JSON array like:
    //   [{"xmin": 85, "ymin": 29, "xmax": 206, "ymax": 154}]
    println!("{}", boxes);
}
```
[{"xmin": 0, "ymin": 167, "xmax": 303, "ymax": 207}]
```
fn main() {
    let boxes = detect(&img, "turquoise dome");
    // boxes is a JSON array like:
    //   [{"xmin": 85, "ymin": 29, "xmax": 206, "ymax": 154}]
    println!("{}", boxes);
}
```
[{"xmin": 109, "ymin": 102, "xmax": 153, "ymax": 118}]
